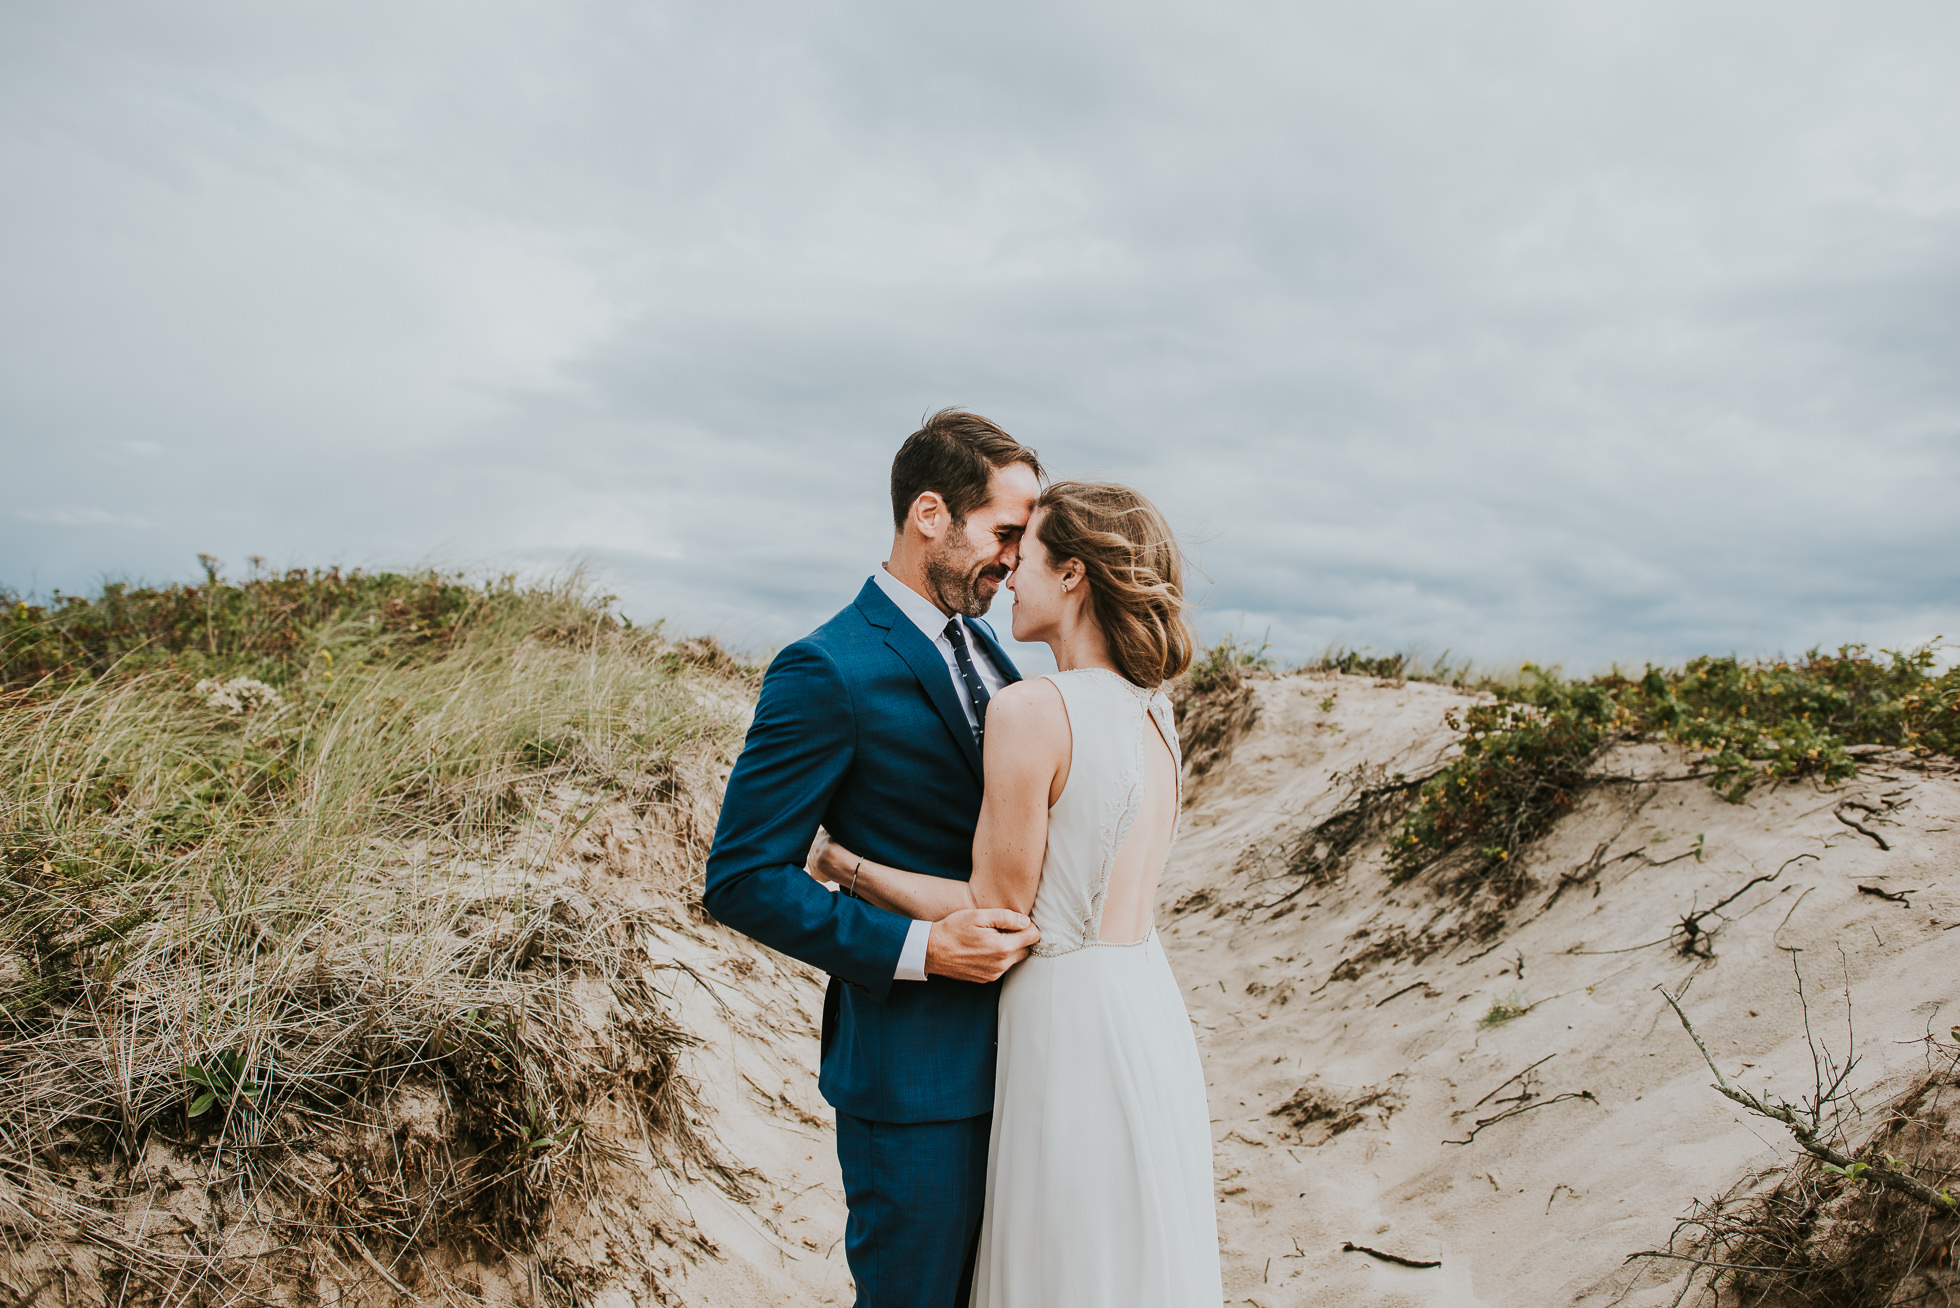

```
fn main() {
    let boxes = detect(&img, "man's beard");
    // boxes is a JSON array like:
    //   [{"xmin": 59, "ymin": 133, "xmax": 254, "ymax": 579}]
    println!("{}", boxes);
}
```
[{"xmin": 924, "ymin": 534, "xmax": 1007, "ymax": 619}]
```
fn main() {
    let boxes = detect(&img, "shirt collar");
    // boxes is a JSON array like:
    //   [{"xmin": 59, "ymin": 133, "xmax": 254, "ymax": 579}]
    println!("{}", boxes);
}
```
[{"xmin": 873, "ymin": 566, "xmax": 960, "ymax": 646}]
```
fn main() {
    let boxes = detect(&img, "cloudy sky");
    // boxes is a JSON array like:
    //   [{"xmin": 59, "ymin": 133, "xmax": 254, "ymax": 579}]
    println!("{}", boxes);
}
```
[{"xmin": 4, "ymin": 1, "xmax": 1956, "ymax": 675}]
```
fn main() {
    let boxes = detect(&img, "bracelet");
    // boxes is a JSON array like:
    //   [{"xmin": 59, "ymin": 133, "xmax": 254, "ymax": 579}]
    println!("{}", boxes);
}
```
[{"xmin": 849, "ymin": 857, "xmax": 864, "ymax": 900}]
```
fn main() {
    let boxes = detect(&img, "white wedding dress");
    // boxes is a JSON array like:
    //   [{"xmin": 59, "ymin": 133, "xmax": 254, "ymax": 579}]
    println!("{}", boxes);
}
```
[{"xmin": 970, "ymin": 668, "xmax": 1223, "ymax": 1308}]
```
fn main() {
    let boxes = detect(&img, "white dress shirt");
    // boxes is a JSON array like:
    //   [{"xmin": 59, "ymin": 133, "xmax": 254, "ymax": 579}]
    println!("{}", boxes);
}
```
[{"xmin": 870, "ymin": 567, "xmax": 1009, "ymax": 981}]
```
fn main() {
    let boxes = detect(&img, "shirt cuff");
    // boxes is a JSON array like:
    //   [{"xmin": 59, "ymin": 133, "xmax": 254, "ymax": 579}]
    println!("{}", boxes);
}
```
[{"xmin": 895, "ymin": 918, "xmax": 932, "ymax": 981}]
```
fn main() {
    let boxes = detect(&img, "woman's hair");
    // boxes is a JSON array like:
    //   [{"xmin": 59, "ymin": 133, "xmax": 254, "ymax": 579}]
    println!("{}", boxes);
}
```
[{"xmin": 1033, "ymin": 481, "xmax": 1195, "ymax": 688}]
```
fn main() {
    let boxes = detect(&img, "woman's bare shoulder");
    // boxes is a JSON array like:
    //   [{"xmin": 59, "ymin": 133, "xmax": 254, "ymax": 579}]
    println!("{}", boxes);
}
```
[
  {"xmin": 989, "ymin": 676, "xmax": 1063, "ymax": 718},
  {"xmin": 985, "ymin": 678, "xmax": 1071, "ymax": 745}
]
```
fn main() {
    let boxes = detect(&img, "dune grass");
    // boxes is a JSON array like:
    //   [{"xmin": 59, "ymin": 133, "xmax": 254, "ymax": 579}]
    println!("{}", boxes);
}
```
[
  {"xmin": 0, "ymin": 567, "xmax": 758, "ymax": 1298},
  {"xmin": 1307, "ymin": 643, "xmax": 1485, "ymax": 688}
]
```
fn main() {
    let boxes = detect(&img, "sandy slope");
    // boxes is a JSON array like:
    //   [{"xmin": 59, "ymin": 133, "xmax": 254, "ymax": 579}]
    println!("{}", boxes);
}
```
[
  {"xmin": 655, "ymin": 670, "xmax": 1960, "ymax": 1306},
  {"xmin": 622, "ymin": 914, "xmax": 854, "ymax": 1306},
  {"xmin": 1161, "ymin": 672, "xmax": 1960, "ymax": 1307}
]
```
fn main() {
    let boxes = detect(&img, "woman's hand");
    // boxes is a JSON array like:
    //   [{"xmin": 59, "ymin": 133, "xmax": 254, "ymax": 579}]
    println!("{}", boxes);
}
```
[{"xmin": 804, "ymin": 827, "xmax": 858, "ymax": 887}]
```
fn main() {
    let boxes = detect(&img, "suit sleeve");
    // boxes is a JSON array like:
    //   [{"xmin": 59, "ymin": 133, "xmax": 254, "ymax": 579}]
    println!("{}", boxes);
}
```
[{"xmin": 701, "ymin": 640, "xmax": 909, "ymax": 998}]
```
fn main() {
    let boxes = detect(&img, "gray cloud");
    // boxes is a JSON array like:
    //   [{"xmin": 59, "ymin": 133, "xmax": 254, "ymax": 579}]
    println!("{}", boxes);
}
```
[{"xmin": 4, "ymin": 0, "xmax": 1957, "ymax": 676}]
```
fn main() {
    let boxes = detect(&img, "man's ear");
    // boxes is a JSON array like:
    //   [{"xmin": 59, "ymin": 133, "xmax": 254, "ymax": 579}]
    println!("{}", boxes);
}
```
[{"xmin": 909, "ymin": 491, "xmax": 947, "ymax": 541}]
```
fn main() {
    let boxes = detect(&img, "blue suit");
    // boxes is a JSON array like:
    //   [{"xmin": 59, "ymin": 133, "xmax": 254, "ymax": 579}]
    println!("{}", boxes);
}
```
[{"xmin": 702, "ymin": 578, "xmax": 1021, "ymax": 1306}]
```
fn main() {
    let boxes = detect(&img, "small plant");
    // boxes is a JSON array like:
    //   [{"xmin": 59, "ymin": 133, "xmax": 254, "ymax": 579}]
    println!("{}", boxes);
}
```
[
  {"xmin": 520, "ymin": 1099, "xmax": 582, "ymax": 1153},
  {"xmin": 1480, "ymin": 991, "xmax": 1533, "ymax": 1027},
  {"xmin": 1389, "ymin": 678, "xmax": 1609, "ymax": 884},
  {"xmin": 183, "ymin": 1049, "xmax": 263, "ymax": 1120}
]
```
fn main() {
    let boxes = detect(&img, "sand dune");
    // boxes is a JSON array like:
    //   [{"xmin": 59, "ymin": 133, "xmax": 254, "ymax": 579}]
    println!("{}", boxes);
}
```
[
  {"xmin": 665, "ymin": 669, "xmax": 1960, "ymax": 1305},
  {"xmin": 1164, "ymin": 672, "xmax": 1958, "ymax": 1305}
]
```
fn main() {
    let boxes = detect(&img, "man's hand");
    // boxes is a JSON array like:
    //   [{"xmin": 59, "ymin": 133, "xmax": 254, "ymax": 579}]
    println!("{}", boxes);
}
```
[{"xmin": 924, "ymin": 908, "xmax": 1040, "ymax": 984}]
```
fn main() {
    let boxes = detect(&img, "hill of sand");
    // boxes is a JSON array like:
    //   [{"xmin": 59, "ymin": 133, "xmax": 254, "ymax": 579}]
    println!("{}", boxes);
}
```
[
  {"xmin": 656, "ymin": 669, "xmax": 1960, "ymax": 1306},
  {"xmin": 49, "ymin": 668, "xmax": 1941, "ymax": 1304}
]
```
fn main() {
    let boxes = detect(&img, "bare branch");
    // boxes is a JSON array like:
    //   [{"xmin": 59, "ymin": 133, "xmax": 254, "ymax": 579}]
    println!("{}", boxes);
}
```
[{"xmin": 1655, "ymin": 984, "xmax": 1957, "ymax": 1216}]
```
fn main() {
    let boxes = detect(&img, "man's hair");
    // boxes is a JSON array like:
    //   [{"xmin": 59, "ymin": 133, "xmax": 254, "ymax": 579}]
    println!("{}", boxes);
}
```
[{"xmin": 889, "ymin": 408, "xmax": 1044, "ymax": 531}]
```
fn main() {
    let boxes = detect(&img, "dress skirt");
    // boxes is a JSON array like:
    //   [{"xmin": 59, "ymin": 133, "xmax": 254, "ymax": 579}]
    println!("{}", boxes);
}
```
[{"xmin": 969, "ymin": 931, "xmax": 1222, "ymax": 1307}]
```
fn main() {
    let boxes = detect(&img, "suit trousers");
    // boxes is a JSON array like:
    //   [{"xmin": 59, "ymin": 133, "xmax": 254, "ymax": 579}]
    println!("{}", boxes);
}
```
[{"xmin": 835, "ymin": 1110, "xmax": 992, "ymax": 1308}]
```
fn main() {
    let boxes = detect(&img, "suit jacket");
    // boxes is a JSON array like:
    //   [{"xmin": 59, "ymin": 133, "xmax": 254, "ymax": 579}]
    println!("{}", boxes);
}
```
[{"xmin": 701, "ymin": 578, "xmax": 1022, "ymax": 1123}]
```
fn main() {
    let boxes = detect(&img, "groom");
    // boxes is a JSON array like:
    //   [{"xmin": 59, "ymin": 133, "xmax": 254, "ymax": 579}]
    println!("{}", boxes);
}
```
[{"xmin": 702, "ymin": 409, "xmax": 1045, "ymax": 1308}]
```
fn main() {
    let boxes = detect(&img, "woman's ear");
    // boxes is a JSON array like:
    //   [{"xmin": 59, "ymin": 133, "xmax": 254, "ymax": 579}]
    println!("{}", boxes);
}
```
[{"xmin": 1061, "ymin": 558, "xmax": 1086, "ymax": 593}]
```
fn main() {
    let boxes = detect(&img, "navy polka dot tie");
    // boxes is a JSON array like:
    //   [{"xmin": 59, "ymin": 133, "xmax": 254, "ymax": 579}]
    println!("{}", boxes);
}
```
[{"xmin": 943, "ymin": 617, "xmax": 992, "ymax": 744}]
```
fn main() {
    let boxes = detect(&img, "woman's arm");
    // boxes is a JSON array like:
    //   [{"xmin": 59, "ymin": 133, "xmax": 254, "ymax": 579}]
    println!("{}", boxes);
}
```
[
  {"xmin": 812, "ymin": 679, "xmax": 1071, "ymax": 921},
  {"xmin": 966, "ymin": 679, "xmax": 1069, "ymax": 913},
  {"xmin": 815, "ymin": 836, "xmax": 978, "ymax": 920}
]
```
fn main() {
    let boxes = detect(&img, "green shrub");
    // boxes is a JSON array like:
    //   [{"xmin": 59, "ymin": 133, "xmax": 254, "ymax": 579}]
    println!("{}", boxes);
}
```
[
  {"xmin": 0, "ymin": 558, "xmax": 616, "ymax": 690},
  {"xmin": 1391, "ymin": 644, "xmax": 1960, "ymax": 883}
]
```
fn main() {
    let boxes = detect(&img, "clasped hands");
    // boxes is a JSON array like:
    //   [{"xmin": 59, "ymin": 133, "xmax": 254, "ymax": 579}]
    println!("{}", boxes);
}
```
[{"xmin": 806, "ymin": 828, "xmax": 1039, "ymax": 984}]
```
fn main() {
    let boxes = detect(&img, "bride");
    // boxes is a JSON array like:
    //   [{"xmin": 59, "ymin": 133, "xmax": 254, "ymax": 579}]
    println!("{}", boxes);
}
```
[{"xmin": 812, "ymin": 481, "xmax": 1223, "ymax": 1307}]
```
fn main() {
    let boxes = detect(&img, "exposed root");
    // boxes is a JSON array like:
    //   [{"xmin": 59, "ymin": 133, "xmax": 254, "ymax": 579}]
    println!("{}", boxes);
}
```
[
  {"xmin": 1834, "ymin": 799, "xmax": 1893, "ymax": 851},
  {"xmin": 1232, "ymin": 763, "xmax": 1434, "ymax": 921}
]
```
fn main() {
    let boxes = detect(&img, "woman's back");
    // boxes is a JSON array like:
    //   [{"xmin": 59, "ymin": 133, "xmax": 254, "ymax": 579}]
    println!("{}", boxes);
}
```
[{"xmin": 1028, "ymin": 667, "xmax": 1182, "ymax": 956}]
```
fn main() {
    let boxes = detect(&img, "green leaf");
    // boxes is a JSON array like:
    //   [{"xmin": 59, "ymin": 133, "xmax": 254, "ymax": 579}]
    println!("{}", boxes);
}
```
[{"xmin": 188, "ymin": 1091, "xmax": 217, "ymax": 1118}]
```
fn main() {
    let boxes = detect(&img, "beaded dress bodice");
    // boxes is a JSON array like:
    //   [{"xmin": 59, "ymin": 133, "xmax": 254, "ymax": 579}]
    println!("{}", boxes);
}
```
[{"xmin": 1027, "ymin": 668, "xmax": 1182, "ymax": 958}]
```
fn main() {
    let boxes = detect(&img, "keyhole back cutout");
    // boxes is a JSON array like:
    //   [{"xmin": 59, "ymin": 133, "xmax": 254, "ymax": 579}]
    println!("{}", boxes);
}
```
[{"xmin": 1095, "ymin": 705, "xmax": 1178, "ymax": 944}]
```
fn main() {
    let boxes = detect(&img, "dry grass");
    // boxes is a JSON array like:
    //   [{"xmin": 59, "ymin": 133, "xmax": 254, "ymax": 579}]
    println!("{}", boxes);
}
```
[
  {"xmin": 1172, "ymin": 637, "xmax": 1273, "ymax": 784},
  {"xmin": 0, "ymin": 576, "xmax": 760, "ymax": 1304}
]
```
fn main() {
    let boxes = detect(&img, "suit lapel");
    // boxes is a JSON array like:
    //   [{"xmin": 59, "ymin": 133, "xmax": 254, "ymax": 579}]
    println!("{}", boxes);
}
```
[{"xmin": 853, "ymin": 580, "xmax": 985, "ymax": 783}]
